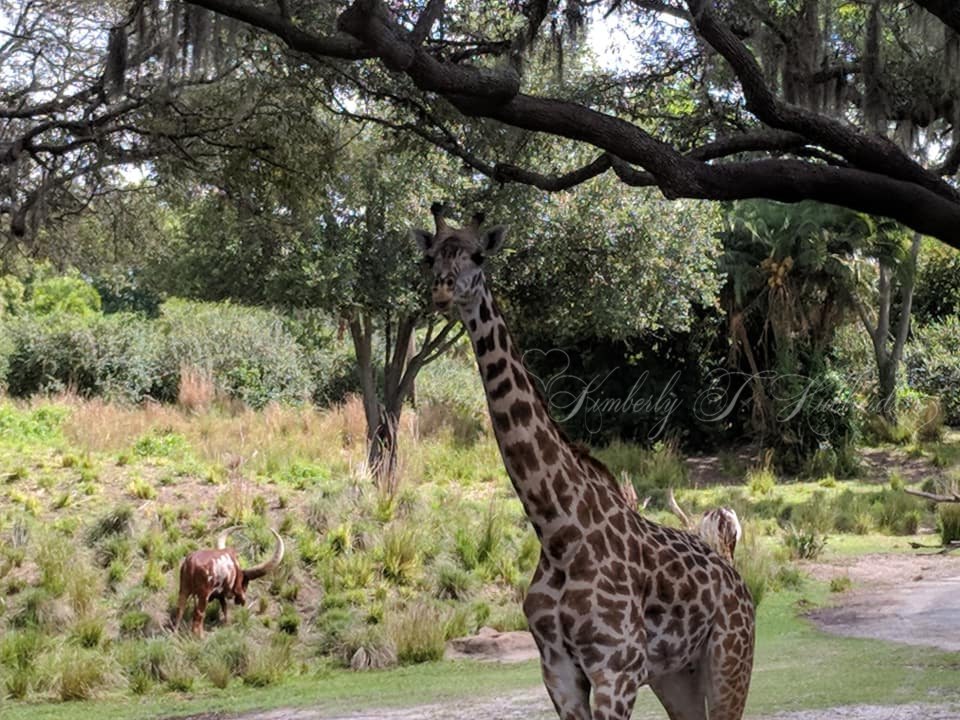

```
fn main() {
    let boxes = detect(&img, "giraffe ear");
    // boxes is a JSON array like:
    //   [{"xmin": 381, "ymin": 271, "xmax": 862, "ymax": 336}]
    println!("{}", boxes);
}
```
[
  {"xmin": 410, "ymin": 228, "xmax": 433, "ymax": 254},
  {"xmin": 481, "ymin": 226, "xmax": 507, "ymax": 255}
]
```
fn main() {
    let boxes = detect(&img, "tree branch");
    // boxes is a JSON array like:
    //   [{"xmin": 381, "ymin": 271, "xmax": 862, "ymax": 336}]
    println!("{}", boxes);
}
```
[
  {"xmin": 183, "ymin": 0, "xmax": 373, "ymax": 59},
  {"xmin": 178, "ymin": 0, "xmax": 960, "ymax": 249},
  {"xmin": 913, "ymin": 0, "xmax": 960, "ymax": 34},
  {"xmin": 684, "ymin": 0, "xmax": 958, "ymax": 203},
  {"xmin": 905, "ymin": 487, "xmax": 960, "ymax": 503}
]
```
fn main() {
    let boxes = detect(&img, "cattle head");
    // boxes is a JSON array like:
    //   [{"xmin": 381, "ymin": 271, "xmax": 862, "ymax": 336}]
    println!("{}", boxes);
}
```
[{"xmin": 216, "ymin": 526, "xmax": 285, "ymax": 605}]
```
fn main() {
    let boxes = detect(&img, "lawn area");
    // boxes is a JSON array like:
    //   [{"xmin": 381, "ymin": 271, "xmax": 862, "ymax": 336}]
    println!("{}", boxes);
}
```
[{"xmin": 4, "ymin": 578, "xmax": 960, "ymax": 720}]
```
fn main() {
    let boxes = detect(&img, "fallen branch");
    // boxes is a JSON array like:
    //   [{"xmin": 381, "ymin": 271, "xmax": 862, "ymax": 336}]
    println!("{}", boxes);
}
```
[
  {"xmin": 908, "ymin": 540, "xmax": 960, "ymax": 555},
  {"xmin": 904, "ymin": 488, "xmax": 960, "ymax": 503}
]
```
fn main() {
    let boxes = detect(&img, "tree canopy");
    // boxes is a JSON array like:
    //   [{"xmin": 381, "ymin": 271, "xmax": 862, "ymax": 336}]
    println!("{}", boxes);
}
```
[{"xmin": 165, "ymin": 0, "xmax": 960, "ymax": 248}]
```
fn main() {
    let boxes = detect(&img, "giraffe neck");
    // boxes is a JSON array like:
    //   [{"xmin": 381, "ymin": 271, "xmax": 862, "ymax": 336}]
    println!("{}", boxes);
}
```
[{"xmin": 459, "ymin": 281, "xmax": 586, "ymax": 541}]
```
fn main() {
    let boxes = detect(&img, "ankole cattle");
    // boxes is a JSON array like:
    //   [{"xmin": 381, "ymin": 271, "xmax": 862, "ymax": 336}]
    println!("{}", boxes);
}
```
[
  {"xmin": 667, "ymin": 487, "xmax": 742, "ymax": 562},
  {"xmin": 174, "ymin": 527, "xmax": 284, "ymax": 635}
]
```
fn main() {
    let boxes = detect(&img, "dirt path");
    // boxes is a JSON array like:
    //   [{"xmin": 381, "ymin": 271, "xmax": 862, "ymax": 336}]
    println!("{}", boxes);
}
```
[
  {"xmin": 180, "ymin": 694, "xmax": 960, "ymax": 720},
  {"xmin": 805, "ymin": 552, "xmax": 960, "ymax": 652}
]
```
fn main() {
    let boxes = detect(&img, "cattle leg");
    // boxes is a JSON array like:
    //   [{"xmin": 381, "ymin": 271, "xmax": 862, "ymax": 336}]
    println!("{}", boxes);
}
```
[
  {"xmin": 217, "ymin": 593, "xmax": 229, "ymax": 624},
  {"xmin": 192, "ymin": 594, "xmax": 209, "ymax": 636},
  {"xmin": 174, "ymin": 589, "xmax": 188, "ymax": 632}
]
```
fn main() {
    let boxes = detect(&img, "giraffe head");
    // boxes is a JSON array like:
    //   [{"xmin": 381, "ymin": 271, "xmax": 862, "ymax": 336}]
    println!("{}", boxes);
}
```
[{"xmin": 412, "ymin": 203, "xmax": 506, "ymax": 312}]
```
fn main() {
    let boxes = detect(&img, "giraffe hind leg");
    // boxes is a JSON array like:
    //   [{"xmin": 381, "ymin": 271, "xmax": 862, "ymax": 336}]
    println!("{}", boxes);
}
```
[
  {"xmin": 701, "ymin": 624, "xmax": 754, "ymax": 720},
  {"xmin": 649, "ymin": 662, "xmax": 708, "ymax": 720}
]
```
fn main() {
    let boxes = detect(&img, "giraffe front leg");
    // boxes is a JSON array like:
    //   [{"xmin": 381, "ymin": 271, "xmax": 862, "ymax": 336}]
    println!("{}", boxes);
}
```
[
  {"xmin": 588, "ymin": 669, "xmax": 642, "ymax": 720},
  {"xmin": 539, "ymin": 647, "xmax": 591, "ymax": 720}
]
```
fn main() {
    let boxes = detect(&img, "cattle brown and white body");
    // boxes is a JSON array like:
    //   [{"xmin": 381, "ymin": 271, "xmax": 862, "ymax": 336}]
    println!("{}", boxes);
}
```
[
  {"xmin": 667, "ymin": 487, "xmax": 742, "ymax": 562},
  {"xmin": 174, "ymin": 528, "xmax": 284, "ymax": 635}
]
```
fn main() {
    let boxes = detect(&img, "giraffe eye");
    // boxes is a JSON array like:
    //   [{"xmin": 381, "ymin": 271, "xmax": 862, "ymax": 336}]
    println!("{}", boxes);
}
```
[{"xmin": 422, "ymin": 255, "xmax": 435, "ymax": 268}]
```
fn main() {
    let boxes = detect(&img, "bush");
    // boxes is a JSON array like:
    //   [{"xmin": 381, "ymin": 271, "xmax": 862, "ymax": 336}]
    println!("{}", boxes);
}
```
[
  {"xmin": 387, "ymin": 602, "xmax": 447, "ymax": 665},
  {"xmin": 200, "ymin": 629, "xmax": 250, "ymax": 687},
  {"xmin": 598, "ymin": 440, "xmax": 687, "ymax": 493},
  {"xmin": 28, "ymin": 276, "xmax": 101, "ymax": 317},
  {"xmin": 336, "ymin": 624, "xmax": 397, "ymax": 670},
  {"xmin": 871, "ymin": 489, "xmax": 924, "ymax": 535},
  {"xmin": 783, "ymin": 524, "xmax": 827, "ymax": 560},
  {"xmin": 378, "ymin": 524, "xmax": 421, "ymax": 585},
  {"xmin": 937, "ymin": 504, "xmax": 960, "ymax": 545},
  {"xmin": 830, "ymin": 575, "xmax": 853, "ymax": 593},
  {"xmin": 746, "ymin": 466, "xmax": 776, "ymax": 497},
  {"xmin": 4, "ymin": 313, "xmax": 163, "ymax": 401},
  {"xmin": 734, "ymin": 528, "xmax": 776, "ymax": 607},
  {"xmin": 157, "ymin": 299, "xmax": 311, "ymax": 408},
  {"xmin": 242, "ymin": 634, "xmax": 294, "ymax": 686},
  {"xmin": 56, "ymin": 647, "xmax": 114, "ymax": 701},
  {"xmin": 3, "ymin": 293, "xmax": 315, "ymax": 407},
  {"xmin": 907, "ymin": 318, "xmax": 960, "ymax": 426}
]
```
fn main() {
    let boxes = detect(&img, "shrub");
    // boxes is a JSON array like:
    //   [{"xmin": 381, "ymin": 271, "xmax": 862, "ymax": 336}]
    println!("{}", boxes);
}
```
[
  {"xmin": 118, "ymin": 638, "xmax": 173, "ymax": 687},
  {"xmin": 35, "ymin": 532, "xmax": 72, "ymax": 596},
  {"xmin": 387, "ymin": 602, "xmax": 448, "ymax": 665},
  {"xmin": 56, "ymin": 647, "xmax": 114, "ymax": 701},
  {"xmin": 746, "ymin": 466, "xmax": 776, "ymax": 497},
  {"xmin": 200, "ymin": 629, "xmax": 250, "ymax": 687},
  {"xmin": 28, "ymin": 275, "xmax": 102, "ymax": 317},
  {"xmin": 242, "ymin": 634, "xmax": 294, "ymax": 686},
  {"xmin": 379, "ymin": 524, "xmax": 421, "ymax": 585},
  {"xmin": 277, "ymin": 605, "xmax": 301, "ymax": 635},
  {"xmin": 157, "ymin": 299, "xmax": 311, "ymax": 408},
  {"xmin": 830, "ymin": 575, "xmax": 853, "ymax": 593},
  {"xmin": 120, "ymin": 610, "xmax": 152, "ymax": 637},
  {"xmin": 907, "ymin": 317, "xmax": 960, "ymax": 426},
  {"xmin": 336, "ymin": 624, "xmax": 397, "ymax": 670},
  {"xmin": 1, "ymin": 629, "xmax": 45, "ymax": 674},
  {"xmin": 734, "ymin": 528, "xmax": 775, "ymax": 608},
  {"xmin": 434, "ymin": 561, "xmax": 474, "ymax": 600},
  {"xmin": 783, "ymin": 524, "xmax": 827, "ymax": 560},
  {"xmin": 791, "ymin": 491, "xmax": 836, "ymax": 534},
  {"xmin": 4, "ymin": 312, "xmax": 164, "ymax": 401},
  {"xmin": 937, "ymin": 503, "xmax": 960, "ymax": 545},
  {"xmin": 487, "ymin": 603, "xmax": 528, "ymax": 632},
  {"xmin": 70, "ymin": 616, "xmax": 107, "ymax": 649},
  {"xmin": 127, "ymin": 476, "xmax": 157, "ymax": 500},
  {"xmin": 871, "ymin": 489, "xmax": 925, "ymax": 535},
  {"xmin": 599, "ymin": 439, "xmax": 687, "ymax": 492}
]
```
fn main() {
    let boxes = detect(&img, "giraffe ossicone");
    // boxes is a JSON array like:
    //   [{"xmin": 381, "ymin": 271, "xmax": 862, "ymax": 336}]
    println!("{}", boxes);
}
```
[{"xmin": 414, "ymin": 205, "xmax": 755, "ymax": 720}]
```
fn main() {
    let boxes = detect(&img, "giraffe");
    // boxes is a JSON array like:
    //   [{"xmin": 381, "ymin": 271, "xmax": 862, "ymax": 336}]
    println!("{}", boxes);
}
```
[{"xmin": 413, "ymin": 204, "xmax": 755, "ymax": 720}]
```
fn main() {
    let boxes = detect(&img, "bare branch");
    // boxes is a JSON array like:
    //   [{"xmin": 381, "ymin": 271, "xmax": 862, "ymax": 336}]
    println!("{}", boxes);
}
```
[{"xmin": 905, "ymin": 488, "xmax": 960, "ymax": 503}]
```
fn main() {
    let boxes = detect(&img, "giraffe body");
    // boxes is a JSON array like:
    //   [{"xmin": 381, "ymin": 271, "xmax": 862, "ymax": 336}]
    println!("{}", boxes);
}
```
[{"xmin": 413, "ymin": 207, "xmax": 754, "ymax": 720}]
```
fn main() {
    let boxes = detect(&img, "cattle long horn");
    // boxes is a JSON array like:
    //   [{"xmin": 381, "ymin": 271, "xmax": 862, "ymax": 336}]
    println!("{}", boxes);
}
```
[
  {"xmin": 216, "ymin": 525, "xmax": 241, "ymax": 550},
  {"xmin": 243, "ymin": 529, "xmax": 285, "ymax": 580}
]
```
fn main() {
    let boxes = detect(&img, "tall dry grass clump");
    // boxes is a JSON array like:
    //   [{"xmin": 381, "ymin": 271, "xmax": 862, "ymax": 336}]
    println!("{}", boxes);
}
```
[
  {"xmin": 177, "ymin": 364, "xmax": 215, "ymax": 413},
  {"xmin": 62, "ymin": 396, "xmax": 186, "ymax": 454}
]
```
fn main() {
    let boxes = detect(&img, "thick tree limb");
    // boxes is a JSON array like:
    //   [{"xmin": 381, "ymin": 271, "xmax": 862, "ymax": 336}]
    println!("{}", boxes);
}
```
[
  {"xmin": 181, "ymin": 0, "xmax": 960, "ymax": 249},
  {"xmin": 913, "ymin": 0, "xmax": 960, "ymax": 34},
  {"xmin": 684, "ymin": 0, "xmax": 957, "ymax": 203},
  {"xmin": 181, "ymin": 0, "xmax": 372, "ymax": 59}
]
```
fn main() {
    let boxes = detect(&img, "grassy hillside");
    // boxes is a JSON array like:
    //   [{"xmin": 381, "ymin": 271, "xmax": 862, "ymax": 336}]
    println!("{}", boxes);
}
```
[{"xmin": 1, "ymin": 391, "xmax": 959, "ymax": 714}]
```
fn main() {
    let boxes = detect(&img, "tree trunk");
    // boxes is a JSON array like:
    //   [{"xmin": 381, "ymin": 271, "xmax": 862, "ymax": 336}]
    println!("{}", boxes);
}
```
[
  {"xmin": 348, "ymin": 309, "xmax": 464, "ymax": 491},
  {"xmin": 877, "ymin": 356, "xmax": 897, "ymax": 420},
  {"xmin": 857, "ymin": 233, "xmax": 921, "ymax": 423}
]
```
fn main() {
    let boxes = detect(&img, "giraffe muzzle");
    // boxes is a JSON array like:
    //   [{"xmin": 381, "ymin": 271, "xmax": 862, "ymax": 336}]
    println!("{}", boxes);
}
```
[{"xmin": 432, "ymin": 288, "xmax": 453, "ymax": 311}]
